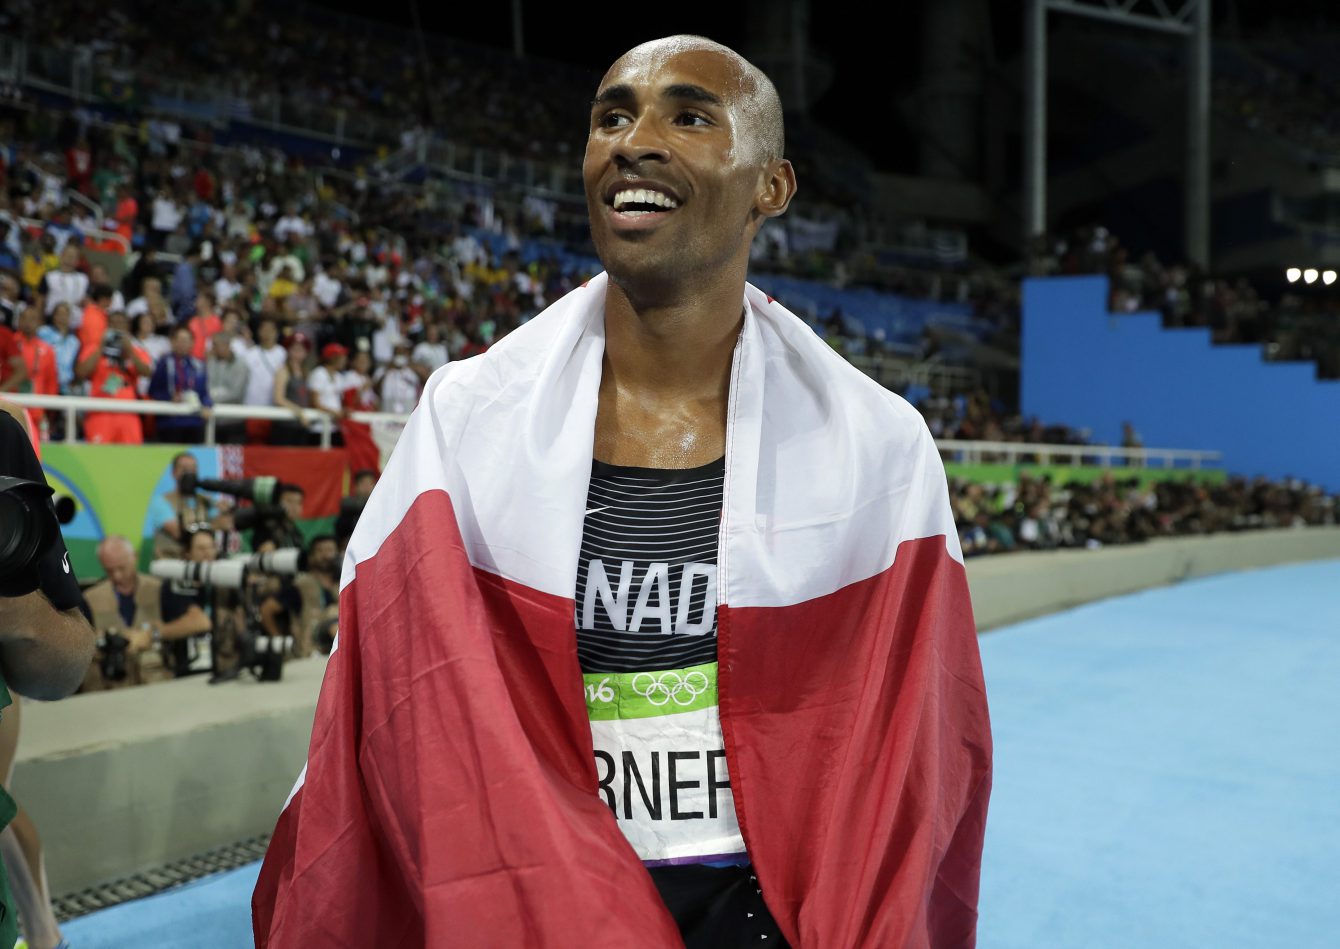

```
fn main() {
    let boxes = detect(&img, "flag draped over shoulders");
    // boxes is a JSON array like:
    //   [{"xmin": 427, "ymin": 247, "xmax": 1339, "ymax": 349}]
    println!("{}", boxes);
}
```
[{"xmin": 253, "ymin": 273, "xmax": 992, "ymax": 948}]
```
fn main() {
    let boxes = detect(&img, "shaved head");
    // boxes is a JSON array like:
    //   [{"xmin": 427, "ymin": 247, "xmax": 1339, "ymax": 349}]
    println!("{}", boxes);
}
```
[
  {"xmin": 97, "ymin": 535, "xmax": 135, "ymax": 561},
  {"xmin": 605, "ymin": 35, "xmax": 785, "ymax": 166}
]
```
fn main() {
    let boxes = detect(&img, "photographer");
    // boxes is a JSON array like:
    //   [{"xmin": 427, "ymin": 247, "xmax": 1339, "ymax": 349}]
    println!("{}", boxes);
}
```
[
  {"xmin": 250, "ymin": 483, "xmax": 306, "ymax": 552},
  {"xmin": 283, "ymin": 534, "xmax": 340, "ymax": 658},
  {"xmin": 81, "ymin": 535, "xmax": 170, "ymax": 692},
  {"xmin": 75, "ymin": 295, "xmax": 151, "ymax": 445},
  {"xmin": 0, "ymin": 401, "xmax": 95, "ymax": 949},
  {"xmin": 148, "ymin": 452, "xmax": 217, "ymax": 559},
  {"xmin": 156, "ymin": 528, "xmax": 239, "ymax": 679},
  {"xmin": 335, "ymin": 468, "xmax": 377, "ymax": 549}
]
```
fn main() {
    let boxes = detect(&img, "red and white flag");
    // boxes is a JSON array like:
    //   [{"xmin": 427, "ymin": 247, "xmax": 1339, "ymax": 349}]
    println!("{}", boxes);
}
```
[{"xmin": 253, "ymin": 274, "xmax": 992, "ymax": 948}]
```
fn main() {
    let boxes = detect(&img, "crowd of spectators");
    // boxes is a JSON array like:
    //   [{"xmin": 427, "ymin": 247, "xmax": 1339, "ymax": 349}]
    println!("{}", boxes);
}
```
[
  {"xmin": 954, "ymin": 470, "xmax": 1336, "ymax": 557},
  {"xmin": 3, "ymin": 0, "xmax": 596, "ymax": 162},
  {"xmin": 1033, "ymin": 224, "xmax": 1340, "ymax": 379},
  {"xmin": 0, "ymin": 106, "xmax": 597, "ymax": 449},
  {"xmin": 0, "ymin": 59, "xmax": 1331, "ymax": 601}
]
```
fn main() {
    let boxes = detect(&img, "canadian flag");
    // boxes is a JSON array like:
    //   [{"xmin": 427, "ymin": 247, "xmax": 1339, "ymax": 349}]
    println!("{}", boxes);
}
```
[{"xmin": 253, "ymin": 274, "xmax": 992, "ymax": 948}]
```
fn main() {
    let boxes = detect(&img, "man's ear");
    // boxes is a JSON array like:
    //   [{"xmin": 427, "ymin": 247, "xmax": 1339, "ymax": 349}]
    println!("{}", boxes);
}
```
[{"xmin": 756, "ymin": 159, "xmax": 797, "ymax": 219}]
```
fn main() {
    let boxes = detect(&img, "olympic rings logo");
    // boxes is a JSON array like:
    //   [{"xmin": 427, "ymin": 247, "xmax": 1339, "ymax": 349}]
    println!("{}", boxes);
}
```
[{"xmin": 630, "ymin": 671, "xmax": 710, "ymax": 707}]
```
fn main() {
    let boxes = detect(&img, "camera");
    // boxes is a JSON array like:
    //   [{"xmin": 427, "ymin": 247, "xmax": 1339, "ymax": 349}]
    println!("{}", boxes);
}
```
[
  {"xmin": 0, "ymin": 476, "xmax": 74, "ymax": 597},
  {"xmin": 149, "ymin": 548, "xmax": 307, "ymax": 683},
  {"xmin": 178, "ymin": 475, "xmax": 303, "ymax": 549},
  {"xmin": 100, "ymin": 628, "xmax": 129, "ymax": 682},
  {"xmin": 101, "ymin": 329, "xmax": 125, "ymax": 362}
]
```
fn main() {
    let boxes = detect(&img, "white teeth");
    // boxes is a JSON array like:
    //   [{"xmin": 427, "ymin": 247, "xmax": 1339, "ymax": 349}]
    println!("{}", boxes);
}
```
[{"xmin": 611, "ymin": 188, "xmax": 681, "ymax": 211}]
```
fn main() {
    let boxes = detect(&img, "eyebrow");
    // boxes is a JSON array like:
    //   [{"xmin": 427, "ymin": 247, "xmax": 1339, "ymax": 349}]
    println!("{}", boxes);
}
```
[{"xmin": 590, "ymin": 83, "xmax": 726, "ymax": 111}]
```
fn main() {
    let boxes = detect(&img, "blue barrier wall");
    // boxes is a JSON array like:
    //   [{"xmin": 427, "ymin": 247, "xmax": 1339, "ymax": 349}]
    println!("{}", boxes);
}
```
[{"xmin": 1022, "ymin": 276, "xmax": 1340, "ymax": 490}]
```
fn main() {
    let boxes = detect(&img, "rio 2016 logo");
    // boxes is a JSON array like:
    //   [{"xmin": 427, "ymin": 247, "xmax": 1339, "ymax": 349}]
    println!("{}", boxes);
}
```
[{"xmin": 585, "ymin": 671, "xmax": 712, "ymax": 707}]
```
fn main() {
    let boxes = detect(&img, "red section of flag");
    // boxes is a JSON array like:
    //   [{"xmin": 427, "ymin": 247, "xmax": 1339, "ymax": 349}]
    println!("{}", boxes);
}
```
[
  {"xmin": 719, "ymin": 536, "xmax": 991, "ymax": 948},
  {"xmin": 253, "ymin": 490, "xmax": 681, "ymax": 948},
  {"xmin": 241, "ymin": 446, "xmax": 347, "ymax": 518},
  {"xmin": 254, "ymin": 493, "xmax": 989, "ymax": 947}
]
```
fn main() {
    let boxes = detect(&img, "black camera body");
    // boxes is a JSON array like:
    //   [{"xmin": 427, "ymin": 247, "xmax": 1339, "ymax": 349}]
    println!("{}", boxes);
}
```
[
  {"xmin": 100, "ymin": 629, "xmax": 129, "ymax": 682},
  {"xmin": 101, "ymin": 329, "xmax": 125, "ymax": 362}
]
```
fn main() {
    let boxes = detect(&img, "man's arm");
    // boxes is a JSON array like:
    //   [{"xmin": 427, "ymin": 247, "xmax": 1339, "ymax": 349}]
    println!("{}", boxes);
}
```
[
  {"xmin": 0, "ymin": 592, "xmax": 95, "ymax": 700},
  {"xmin": 74, "ymin": 345, "xmax": 101, "ymax": 381},
  {"xmin": 157, "ymin": 604, "xmax": 212, "ymax": 640}
]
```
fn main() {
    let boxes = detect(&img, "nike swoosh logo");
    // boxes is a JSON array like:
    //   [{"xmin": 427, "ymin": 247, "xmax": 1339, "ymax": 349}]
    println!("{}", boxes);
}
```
[
  {"xmin": 584, "ymin": 505, "xmax": 610, "ymax": 516},
  {"xmin": 61, "ymin": 551, "xmax": 71, "ymax": 574}
]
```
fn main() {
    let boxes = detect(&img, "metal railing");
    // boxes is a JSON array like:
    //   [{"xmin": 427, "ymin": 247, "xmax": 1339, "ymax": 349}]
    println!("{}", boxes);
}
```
[
  {"xmin": 7, "ymin": 394, "xmax": 408, "ymax": 450},
  {"xmin": 8, "ymin": 394, "xmax": 1223, "ymax": 471},
  {"xmin": 17, "ymin": 216, "xmax": 130, "ymax": 256},
  {"xmin": 936, "ymin": 439, "xmax": 1221, "ymax": 470}
]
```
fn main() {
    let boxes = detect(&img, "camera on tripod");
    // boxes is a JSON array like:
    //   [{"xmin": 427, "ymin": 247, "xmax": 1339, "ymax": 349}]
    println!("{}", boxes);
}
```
[{"xmin": 149, "ymin": 548, "xmax": 308, "ymax": 683}]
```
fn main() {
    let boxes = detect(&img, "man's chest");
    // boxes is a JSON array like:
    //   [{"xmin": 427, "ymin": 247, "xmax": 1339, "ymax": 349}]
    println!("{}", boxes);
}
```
[{"xmin": 593, "ymin": 391, "xmax": 726, "ymax": 469}]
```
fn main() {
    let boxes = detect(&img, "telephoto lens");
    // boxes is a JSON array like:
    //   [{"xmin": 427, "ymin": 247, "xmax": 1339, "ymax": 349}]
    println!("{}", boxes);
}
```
[{"xmin": 0, "ymin": 475, "xmax": 59, "ymax": 597}]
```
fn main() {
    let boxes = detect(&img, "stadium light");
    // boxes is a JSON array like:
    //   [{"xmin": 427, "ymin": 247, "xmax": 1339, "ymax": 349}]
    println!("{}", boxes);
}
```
[
  {"xmin": 1304, "ymin": 268, "xmax": 1319, "ymax": 284},
  {"xmin": 1286, "ymin": 267, "xmax": 1302, "ymax": 283},
  {"xmin": 1325, "ymin": 271, "xmax": 1337, "ymax": 286}
]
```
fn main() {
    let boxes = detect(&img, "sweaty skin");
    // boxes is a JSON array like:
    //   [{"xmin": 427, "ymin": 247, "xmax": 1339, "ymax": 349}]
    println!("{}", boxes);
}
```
[{"xmin": 585, "ymin": 37, "xmax": 796, "ymax": 469}]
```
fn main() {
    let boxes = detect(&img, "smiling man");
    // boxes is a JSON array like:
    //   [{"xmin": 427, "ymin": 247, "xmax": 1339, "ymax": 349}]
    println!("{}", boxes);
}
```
[{"xmin": 255, "ymin": 37, "xmax": 991, "ymax": 949}]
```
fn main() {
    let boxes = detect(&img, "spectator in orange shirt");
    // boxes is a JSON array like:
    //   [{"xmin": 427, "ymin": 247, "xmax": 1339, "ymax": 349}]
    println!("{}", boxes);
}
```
[
  {"xmin": 0, "ymin": 323, "xmax": 27, "ymax": 394},
  {"xmin": 78, "ymin": 285, "xmax": 112, "ymax": 352},
  {"xmin": 112, "ymin": 183, "xmax": 138, "ymax": 246},
  {"xmin": 188, "ymin": 289, "xmax": 222, "ymax": 360},
  {"xmin": 75, "ymin": 297, "xmax": 151, "ymax": 444},
  {"xmin": 13, "ymin": 305, "xmax": 58, "ymax": 396}
]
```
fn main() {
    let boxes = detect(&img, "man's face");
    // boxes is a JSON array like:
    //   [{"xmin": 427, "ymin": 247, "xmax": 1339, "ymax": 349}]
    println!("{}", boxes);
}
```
[
  {"xmin": 18, "ymin": 305, "xmax": 40, "ymax": 336},
  {"xmin": 59, "ymin": 245, "xmax": 78, "ymax": 271},
  {"xmin": 310, "ymin": 539, "xmax": 338, "ymax": 571},
  {"xmin": 584, "ymin": 44, "xmax": 774, "ymax": 288},
  {"xmin": 188, "ymin": 531, "xmax": 217, "ymax": 562},
  {"xmin": 99, "ymin": 545, "xmax": 137, "ymax": 593},
  {"xmin": 259, "ymin": 321, "xmax": 278, "ymax": 346},
  {"xmin": 144, "ymin": 278, "xmax": 161, "ymax": 298},
  {"xmin": 91, "ymin": 265, "xmax": 109, "ymax": 284},
  {"xmin": 212, "ymin": 334, "xmax": 233, "ymax": 358},
  {"xmin": 174, "ymin": 454, "xmax": 198, "ymax": 481},
  {"xmin": 280, "ymin": 490, "xmax": 304, "ymax": 521},
  {"xmin": 171, "ymin": 329, "xmax": 194, "ymax": 356}
]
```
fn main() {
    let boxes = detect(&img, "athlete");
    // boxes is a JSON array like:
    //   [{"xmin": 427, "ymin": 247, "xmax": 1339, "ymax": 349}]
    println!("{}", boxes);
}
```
[{"xmin": 256, "ymin": 37, "xmax": 991, "ymax": 949}]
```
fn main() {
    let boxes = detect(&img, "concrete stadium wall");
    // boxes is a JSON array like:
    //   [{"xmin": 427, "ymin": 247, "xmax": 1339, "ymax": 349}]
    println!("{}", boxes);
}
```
[
  {"xmin": 13, "ymin": 527, "xmax": 1340, "ymax": 894},
  {"xmin": 968, "ymin": 526, "xmax": 1340, "ymax": 631}
]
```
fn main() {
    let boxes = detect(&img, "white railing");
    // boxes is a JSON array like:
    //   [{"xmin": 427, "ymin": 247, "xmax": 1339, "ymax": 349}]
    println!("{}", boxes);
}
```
[
  {"xmin": 18, "ymin": 216, "xmax": 130, "ymax": 256},
  {"xmin": 936, "ymin": 439, "xmax": 1221, "ymax": 470},
  {"xmin": 8, "ymin": 394, "xmax": 1224, "ymax": 470},
  {"xmin": 7, "ymin": 394, "xmax": 408, "ymax": 449}
]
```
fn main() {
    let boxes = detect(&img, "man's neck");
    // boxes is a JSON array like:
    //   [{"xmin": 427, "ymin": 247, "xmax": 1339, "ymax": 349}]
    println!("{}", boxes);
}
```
[{"xmin": 602, "ymin": 270, "xmax": 747, "ymax": 402}]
